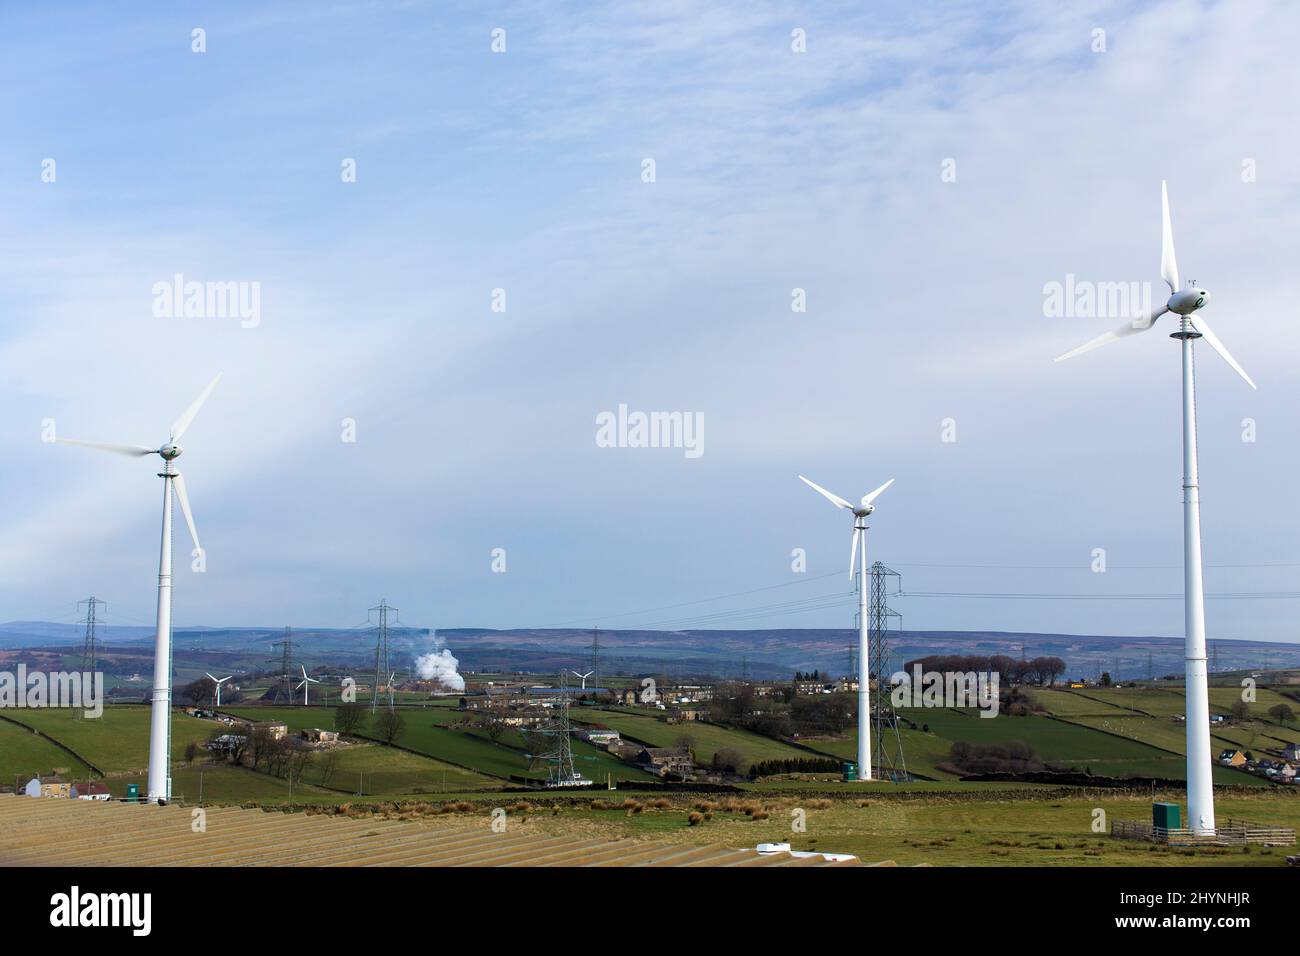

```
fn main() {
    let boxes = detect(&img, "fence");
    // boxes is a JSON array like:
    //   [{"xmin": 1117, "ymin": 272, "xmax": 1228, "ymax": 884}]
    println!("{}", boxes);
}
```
[{"xmin": 1112, "ymin": 817, "xmax": 1295, "ymax": 846}]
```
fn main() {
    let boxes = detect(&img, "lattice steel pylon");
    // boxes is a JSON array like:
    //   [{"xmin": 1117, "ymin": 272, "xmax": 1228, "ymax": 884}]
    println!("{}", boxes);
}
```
[
  {"xmin": 868, "ymin": 561, "xmax": 908, "ymax": 781},
  {"xmin": 535, "ymin": 672, "xmax": 584, "ymax": 787},
  {"xmin": 369, "ymin": 599, "xmax": 398, "ymax": 714},
  {"xmin": 267, "ymin": 629, "xmax": 297, "ymax": 704},
  {"xmin": 77, "ymin": 596, "xmax": 104, "ymax": 673}
]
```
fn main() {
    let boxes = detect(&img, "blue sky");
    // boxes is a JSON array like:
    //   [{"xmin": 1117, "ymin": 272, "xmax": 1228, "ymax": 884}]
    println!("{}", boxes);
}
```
[{"xmin": 2, "ymin": 1, "xmax": 1299, "ymax": 642}]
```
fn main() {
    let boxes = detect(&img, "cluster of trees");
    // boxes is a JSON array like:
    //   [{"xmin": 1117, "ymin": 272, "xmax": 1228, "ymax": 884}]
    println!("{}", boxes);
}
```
[
  {"xmin": 181, "ymin": 676, "xmax": 243, "ymax": 707},
  {"xmin": 942, "ymin": 740, "xmax": 1044, "ymax": 774},
  {"xmin": 747, "ymin": 756, "xmax": 842, "ymax": 778},
  {"xmin": 792, "ymin": 670, "xmax": 823, "ymax": 681},
  {"xmin": 333, "ymin": 701, "xmax": 405, "ymax": 744},
  {"xmin": 904, "ymin": 654, "xmax": 1067, "ymax": 687}
]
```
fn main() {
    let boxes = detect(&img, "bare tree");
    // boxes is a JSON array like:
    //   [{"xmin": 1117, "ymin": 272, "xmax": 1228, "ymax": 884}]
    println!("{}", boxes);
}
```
[
  {"xmin": 334, "ymin": 701, "xmax": 367, "ymax": 736},
  {"xmin": 373, "ymin": 708, "xmax": 406, "ymax": 746}
]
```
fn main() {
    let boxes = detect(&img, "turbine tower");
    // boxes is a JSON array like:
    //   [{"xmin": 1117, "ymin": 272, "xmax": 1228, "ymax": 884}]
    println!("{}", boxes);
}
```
[
  {"xmin": 798, "ymin": 474, "xmax": 894, "ymax": 782},
  {"xmin": 296, "ymin": 665, "xmax": 320, "ymax": 706},
  {"xmin": 57, "ymin": 374, "xmax": 221, "ymax": 804},
  {"xmin": 204, "ymin": 672, "xmax": 231, "ymax": 707},
  {"xmin": 1055, "ymin": 181, "xmax": 1256, "ymax": 834}
]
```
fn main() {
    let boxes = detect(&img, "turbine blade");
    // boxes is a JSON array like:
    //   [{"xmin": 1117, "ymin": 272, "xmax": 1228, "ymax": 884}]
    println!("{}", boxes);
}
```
[
  {"xmin": 170, "ymin": 373, "xmax": 222, "ymax": 440},
  {"xmin": 301, "ymin": 665, "xmax": 309, "ymax": 679},
  {"xmin": 1191, "ymin": 316, "xmax": 1257, "ymax": 390},
  {"xmin": 1161, "ymin": 180, "xmax": 1180, "ymax": 294},
  {"xmin": 1053, "ymin": 318, "xmax": 1153, "ymax": 363},
  {"xmin": 56, "ymin": 439, "xmax": 156, "ymax": 457},
  {"xmin": 205, "ymin": 672, "xmax": 216, "ymax": 681},
  {"xmin": 849, "ymin": 526, "xmax": 860, "ymax": 580},
  {"xmin": 798, "ymin": 475, "xmax": 853, "ymax": 510},
  {"xmin": 171, "ymin": 472, "xmax": 201, "ymax": 555},
  {"xmin": 862, "ymin": 478, "xmax": 895, "ymax": 507}
]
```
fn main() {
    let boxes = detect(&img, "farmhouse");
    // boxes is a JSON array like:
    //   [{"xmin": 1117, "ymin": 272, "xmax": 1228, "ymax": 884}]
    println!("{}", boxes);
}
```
[
  {"xmin": 638, "ymin": 747, "xmax": 694, "ymax": 777},
  {"xmin": 24, "ymin": 776, "xmax": 71, "ymax": 799},
  {"xmin": 1283, "ymin": 743, "xmax": 1300, "ymax": 762},
  {"xmin": 72, "ymin": 782, "xmax": 111, "ymax": 801},
  {"xmin": 253, "ymin": 721, "xmax": 288, "ymax": 740}
]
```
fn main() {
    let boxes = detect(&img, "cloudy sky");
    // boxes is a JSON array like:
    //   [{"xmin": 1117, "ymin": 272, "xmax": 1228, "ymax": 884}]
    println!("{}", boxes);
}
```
[{"xmin": 1, "ymin": 0, "xmax": 1298, "ymax": 643}]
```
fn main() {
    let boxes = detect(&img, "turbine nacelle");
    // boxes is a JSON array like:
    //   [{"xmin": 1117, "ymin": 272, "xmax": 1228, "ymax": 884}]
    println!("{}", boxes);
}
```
[
  {"xmin": 159, "ymin": 442, "xmax": 183, "ymax": 460},
  {"xmin": 1168, "ymin": 286, "xmax": 1210, "ymax": 316}
]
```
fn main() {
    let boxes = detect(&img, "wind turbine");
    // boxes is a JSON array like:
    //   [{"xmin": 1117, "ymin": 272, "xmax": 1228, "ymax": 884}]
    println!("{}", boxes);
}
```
[
  {"xmin": 1054, "ymin": 181, "xmax": 1256, "ymax": 835},
  {"xmin": 57, "ymin": 374, "xmax": 221, "ymax": 804},
  {"xmin": 205, "ymin": 672, "xmax": 232, "ymax": 707},
  {"xmin": 798, "ymin": 474, "xmax": 894, "ymax": 782},
  {"xmin": 296, "ymin": 665, "xmax": 321, "ymax": 706},
  {"xmin": 571, "ymin": 670, "xmax": 594, "ymax": 690}
]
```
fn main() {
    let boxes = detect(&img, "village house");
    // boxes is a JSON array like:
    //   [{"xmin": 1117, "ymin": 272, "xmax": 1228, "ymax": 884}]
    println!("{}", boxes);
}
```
[
  {"xmin": 72, "ymin": 782, "xmax": 111, "ymax": 801},
  {"xmin": 1219, "ymin": 749, "xmax": 1247, "ymax": 767},
  {"xmin": 1282, "ymin": 743, "xmax": 1300, "ymax": 762}
]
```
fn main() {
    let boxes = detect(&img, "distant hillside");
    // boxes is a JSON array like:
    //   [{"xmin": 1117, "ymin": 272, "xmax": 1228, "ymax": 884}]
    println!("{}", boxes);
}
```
[{"xmin": 5, "ymin": 621, "xmax": 1298, "ymax": 681}]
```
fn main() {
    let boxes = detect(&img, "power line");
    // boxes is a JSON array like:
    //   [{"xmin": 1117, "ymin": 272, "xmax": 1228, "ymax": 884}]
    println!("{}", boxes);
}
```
[{"xmin": 899, "ymin": 590, "xmax": 1300, "ymax": 601}]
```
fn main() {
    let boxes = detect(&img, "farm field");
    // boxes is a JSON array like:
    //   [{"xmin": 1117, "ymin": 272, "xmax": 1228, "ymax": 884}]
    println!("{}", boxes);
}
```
[{"xmin": 580, "ymin": 787, "xmax": 1300, "ymax": 867}]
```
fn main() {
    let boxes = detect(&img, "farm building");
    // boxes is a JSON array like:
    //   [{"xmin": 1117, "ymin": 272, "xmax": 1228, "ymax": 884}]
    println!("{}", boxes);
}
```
[
  {"xmin": 72, "ymin": 782, "xmax": 111, "ymax": 801},
  {"xmin": 1219, "ymin": 749, "xmax": 1247, "ymax": 767},
  {"xmin": 300, "ymin": 728, "xmax": 340, "ymax": 744}
]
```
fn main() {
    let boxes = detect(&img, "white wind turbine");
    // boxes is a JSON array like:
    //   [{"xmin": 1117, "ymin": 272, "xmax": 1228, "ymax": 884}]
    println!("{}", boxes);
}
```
[
  {"xmin": 1055, "ymin": 181, "xmax": 1256, "ymax": 835},
  {"xmin": 58, "ymin": 374, "xmax": 221, "ymax": 804},
  {"xmin": 571, "ymin": 670, "xmax": 594, "ymax": 690},
  {"xmin": 296, "ymin": 665, "xmax": 321, "ymax": 706},
  {"xmin": 205, "ymin": 672, "xmax": 232, "ymax": 707},
  {"xmin": 798, "ymin": 474, "xmax": 894, "ymax": 782}
]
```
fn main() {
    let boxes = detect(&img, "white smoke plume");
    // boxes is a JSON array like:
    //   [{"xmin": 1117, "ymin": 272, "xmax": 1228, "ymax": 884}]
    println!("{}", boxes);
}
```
[{"xmin": 414, "ymin": 633, "xmax": 465, "ymax": 692}]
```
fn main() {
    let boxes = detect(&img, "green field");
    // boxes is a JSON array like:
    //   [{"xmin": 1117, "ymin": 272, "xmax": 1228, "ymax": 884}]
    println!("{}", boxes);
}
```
[
  {"xmin": 5, "ymin": 706, "xmax": 217, "ymax": 773},
  {"xmin": 574, "ymin": 709, "xmax": 813, "ymax": 771},
  {"xmin": 0, "ymin": 717, "xmax": 95, "ymax": 783}
]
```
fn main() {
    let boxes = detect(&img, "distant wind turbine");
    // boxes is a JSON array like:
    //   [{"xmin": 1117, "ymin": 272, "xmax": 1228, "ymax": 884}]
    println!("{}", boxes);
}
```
[
  {"xmin": 296, "ymin": 665, "xmax": 321, "ymax": 706},
  {"xmin": 205, "ymin": 672, "xmax": 232, "ymax": 707},
  {"xmin": 798, "ymin": 475, "xmax": 893, "ymax": 783},
  {"xmin": 1054, "ymin": 181, "xmax": 1256, "ymax": 835},
  {"xmin": 58, "ymin": 374, "xmax": 222, "ymax": 804},
  {"xmin": 571, "ymin": 670, "xmax": 594, "ymax": 690}
]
